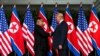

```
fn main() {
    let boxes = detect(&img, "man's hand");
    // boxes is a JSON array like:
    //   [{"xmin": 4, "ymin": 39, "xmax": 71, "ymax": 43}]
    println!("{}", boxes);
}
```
[
  {"xmin": 55, "ymin": 49, "xmax": 59, "ymax": 56},
  {"xmin": 49, "ymin": 31, "xmax": 52, "ymax": 36},
  {"xmin": 58, "ymin": 45, "xmax": 62, "ymax": 50}
]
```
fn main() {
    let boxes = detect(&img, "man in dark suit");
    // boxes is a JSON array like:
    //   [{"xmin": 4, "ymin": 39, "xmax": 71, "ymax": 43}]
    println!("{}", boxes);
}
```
[
  {"xmin": 34, "ymin": 19, "xmax": 50, "ymax": 56},
  {"xmin": 53, "ymin": 12, "xmax": 68, "ymax": 56}
]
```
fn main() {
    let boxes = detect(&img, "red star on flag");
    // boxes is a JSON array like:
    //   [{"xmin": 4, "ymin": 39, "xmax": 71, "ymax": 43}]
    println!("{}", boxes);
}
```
[
  {"xmin": 11, "ymin": 24, "xmax": 17, "ymax": 32},
  {"xmin": 68, "ymin": 24, "xmax": 72, "ymax": 30},
  {"xmin": 90, "ymin": 23, "xmax": 96, "ymax": 31}
]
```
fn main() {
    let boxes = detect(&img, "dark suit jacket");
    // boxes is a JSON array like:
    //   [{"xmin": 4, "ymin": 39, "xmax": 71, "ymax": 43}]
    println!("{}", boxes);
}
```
[
  {"xmin": 53, "ymin": 21, "xmax": 68, "ymax": 49},
  {"xmin": 34, "ymin": 25, "xmax": 49, "ymax": 49}
]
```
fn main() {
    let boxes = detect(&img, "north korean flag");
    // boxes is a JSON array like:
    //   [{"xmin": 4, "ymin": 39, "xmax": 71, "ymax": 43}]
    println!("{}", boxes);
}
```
[{"xmin": 8, "ymin": 5, "xmax": 25, "ymax": 56}]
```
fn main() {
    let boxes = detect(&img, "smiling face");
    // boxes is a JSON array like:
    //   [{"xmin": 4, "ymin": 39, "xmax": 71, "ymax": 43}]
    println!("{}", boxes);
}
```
[{"xmin": 36, "ymin": 19, "xmax": 44, "ymax": 26}]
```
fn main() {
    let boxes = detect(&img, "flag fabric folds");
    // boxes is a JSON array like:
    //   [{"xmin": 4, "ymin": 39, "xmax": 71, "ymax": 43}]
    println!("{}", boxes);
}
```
[
  {"xmin": 50, "ymin": 7, "xmax": 58, "ymax": 32},
  {"xmin": 65, "ymin": 5, "xmax": 80, "ymax": 56},
  {"xmin": 0, "ymin": 5, "xmax": 12, "ymax": 56},
  {"xmin": 38, "ymin": 6, "xmax": 52, "ymax": 56},
  {"xmin": 89, "ymin": 4, "xmax": 100, "ymax": 56},
  {"xmin": 76, "ymin": 6, "xmax": 93, "ymax": 56},
  {"xmin": 0, "ymin": 3, "xmax": 100, "ymax": 56},
  {"xmin": 8, "ymin": 5, "xmax": 25, "ymax": 56},
  {"xmin": 38, "ymin": 6, "xmax": 49, "ymax": 32},
  {"xmin": 49, "ymin": 7, "xmax": 58, "ymax": 56},
  {"xmin": 22, "ymin": 5, "xmax": 35, "ymax": 56}
]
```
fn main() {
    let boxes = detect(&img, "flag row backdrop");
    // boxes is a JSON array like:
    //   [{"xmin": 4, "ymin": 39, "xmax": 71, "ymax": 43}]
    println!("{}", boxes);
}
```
[{"xmin": 0, "ymin": 3, "xmax": 100, "ymax": 56}]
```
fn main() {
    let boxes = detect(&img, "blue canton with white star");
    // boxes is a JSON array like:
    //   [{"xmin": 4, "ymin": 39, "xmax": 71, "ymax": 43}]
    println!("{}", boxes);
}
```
[
  {"xmin": 24, "ymin": 7, "xmax": 34, "ymax": 33},
  {"xmin": 0, "ymin": 7, "xmax": 8, "ymax": 32},
  {"xmin": 51, "ymin": 7, "xmax": 58, "ymax": 30},
  {"xmin": 77, "ymin": 7, "xmax": 88, "ymax": 32}
]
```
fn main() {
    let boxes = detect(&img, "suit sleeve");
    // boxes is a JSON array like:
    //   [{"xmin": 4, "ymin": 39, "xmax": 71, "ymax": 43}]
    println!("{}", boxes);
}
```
[
  {"xmin": 59, "ymin": 23, "xmax": 67, "ymax": 45},
  {"xmin": 36, "ymin": 26, "xmax": 50, "ymax": 38}
]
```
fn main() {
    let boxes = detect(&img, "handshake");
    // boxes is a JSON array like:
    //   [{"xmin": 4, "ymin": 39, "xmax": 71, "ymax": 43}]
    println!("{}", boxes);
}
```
[{"xmin": 48, "ymin": 31, "xmax": 52, "ymax": 36}]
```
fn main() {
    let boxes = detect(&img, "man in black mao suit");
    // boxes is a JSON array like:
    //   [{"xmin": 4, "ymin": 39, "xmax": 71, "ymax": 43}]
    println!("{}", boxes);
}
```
[
  {"xmin": 53, "ymin": 12, "xmax": 68, "ymax": 56},
  {"xmin": 34, "ymin": 19, "xmax": 50, "ymax": 56}
]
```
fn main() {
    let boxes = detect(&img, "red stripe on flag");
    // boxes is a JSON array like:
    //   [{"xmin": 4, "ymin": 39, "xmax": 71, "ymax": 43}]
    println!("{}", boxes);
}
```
[
  {"xmin": 76, "ymin": 26, "xmax": 90, "ymax": 55},
  {"xmin": 0, "ymin": 31, "xmax": 12, "ymax": 56},
  {"xmin": 26, "ymin": 42, "xmax": 35, "ymax": 56},
  {"xmin": 22, "ymin": 24, "xmax": 35, "ymax": 56}
]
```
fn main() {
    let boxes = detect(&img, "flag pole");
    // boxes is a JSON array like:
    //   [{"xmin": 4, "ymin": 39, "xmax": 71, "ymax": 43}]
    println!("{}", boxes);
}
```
[
  {"xmin": 55, "ymin": 3, "xmax": 58, "ymax": 56},
  {"xmin": 66, "ymin": 2, "xmax": 69, "ymax": 8},
  {"xmin": 93, "ymin": 2, "xmax": 97, "ymax": 56},
  {"xmin": 27, "ymin": 2, "xmax": 30, "ymax": 56},
  {"xmin": 93, "ymin": 3, "xmax": 96, "ymax": 55},
  {"xmin": 1, "ymin": 0, "xmax": 3, "ymax": 8},
  {"xmin": 41, "ymin": 2, "xmax": 44, "ymax": 7},
  {"xmin": 13, "ymin": 3, "xmax": 16, "ymax": 56},
  {"xmin": 66, "ymin": 2, "xmax": 70, "ymax": 56},
  {"xmin": 27, "ymin": 2, "xmax": 30, "ymax": 9},
  {"xmin": 80, "ymin": 2, "xmax": 82, "ymax": 7},
  {"xmin": 80, "ymin": 2, "xmax": 82, "ymax": 56},
  {"xmin": 55, "ymin": 2, "xmax": 58, "ymax": 7}
]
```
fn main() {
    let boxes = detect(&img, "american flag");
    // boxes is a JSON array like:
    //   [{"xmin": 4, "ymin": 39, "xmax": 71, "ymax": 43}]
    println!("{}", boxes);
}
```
[
  {"xmin": 22, "ymin": 5, "xmax": 35, "ymax": 56},
  {"xmin": 50, "ymin": 7, "xmax": 58, "ymax": 32},
  {"xmin": 48, "ymin": 7, "xmax": 58, "ymax": 56},
  {"xmin": 76, "ymin": 6, "xmax": 93, "ymax": 56},
  {"xmin": 0, "ymin": 5, "xmax": 12, "ymax": 56}
]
